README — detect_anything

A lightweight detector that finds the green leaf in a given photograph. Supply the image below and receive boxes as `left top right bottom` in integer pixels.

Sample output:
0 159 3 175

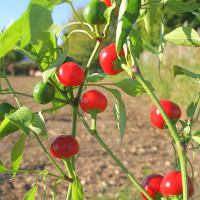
116 0 141 55
86 72 130 83
26 31 57 70
192 129 200 137
106 71 130 82
166 0 200 14
186 101 194 118
0 161 10 172
62 33 69 52
0 118 19 139
164 27 200 47
47 23 66 40
21 0 56 47
72 176 84 200
0 14 24 58
113 79 154 97
179 120 188 129
142 38 159 55
11 133 26 179
158 14 165 69
86 73 107 83
143 0 158 33
104 5 116 25
173 65 200 86
30 112 48 140
192 136 200 145
129 28 143 59
42 51 67 83
27 32 55 58
184 126 191 135
51 77 66 114
23 186 37 200
104 88 126 144
194 12 200 23
6 107 32 137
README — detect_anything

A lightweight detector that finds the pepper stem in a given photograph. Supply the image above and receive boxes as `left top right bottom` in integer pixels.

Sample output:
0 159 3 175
89 109 98 131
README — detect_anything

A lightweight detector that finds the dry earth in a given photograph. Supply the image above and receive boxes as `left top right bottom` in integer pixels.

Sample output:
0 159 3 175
0 76 199 200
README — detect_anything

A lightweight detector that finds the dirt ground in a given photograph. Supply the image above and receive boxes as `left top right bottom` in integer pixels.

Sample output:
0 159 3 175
0 76 199 200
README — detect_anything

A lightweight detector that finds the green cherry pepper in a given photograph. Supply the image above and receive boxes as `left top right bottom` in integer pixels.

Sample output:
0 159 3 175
64 56 76 64
33 81 55 104
83 0 107 25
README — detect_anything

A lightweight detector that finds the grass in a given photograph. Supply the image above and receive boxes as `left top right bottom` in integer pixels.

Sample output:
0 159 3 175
139 45 200 108
90 182 200 200
89 183 142 200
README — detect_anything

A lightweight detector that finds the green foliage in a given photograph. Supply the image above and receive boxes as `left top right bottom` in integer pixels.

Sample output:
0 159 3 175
42 51 67 83
91 183 142 200
136 0 200 46
165 27 200 46
64 7 98 71
64 7 117 72
23 186 37 200
173 65 200 85
139 56 200 106
0 118 19 139
116 0 141 55
11 134 26 179
30 112 48 140
6 107 32 137
72 176 84 200
103 87 126 144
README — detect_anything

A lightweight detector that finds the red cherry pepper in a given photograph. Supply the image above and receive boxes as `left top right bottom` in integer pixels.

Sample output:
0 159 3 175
80 90 108 114
50 135 80 158
99 43 125 75
160 171 194 197
141 174 164 200
57 62 84 87
150 100 181 129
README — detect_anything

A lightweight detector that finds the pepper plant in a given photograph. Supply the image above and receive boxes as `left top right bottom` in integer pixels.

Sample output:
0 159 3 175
0 0 200 199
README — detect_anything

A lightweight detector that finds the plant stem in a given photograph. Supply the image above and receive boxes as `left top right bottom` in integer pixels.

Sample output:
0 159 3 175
32 104 66 115
71 110 77 168
1 169 63 179
76 40 103 102
94 25 101 38
190 92 200 125
63 158 74 178
135 73 189 200
93 133 154 200
32 132 73 182
53 179 65 200
66 30 94 40
66 184 72 200
66 110 77 200
90 111 97 131
63 158 74 200
0 91 33 98
69 3 96 39
53 97 68 103
2 71 21 108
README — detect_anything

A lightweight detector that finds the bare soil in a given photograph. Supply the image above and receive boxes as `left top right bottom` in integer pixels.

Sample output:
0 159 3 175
0 76 199 200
